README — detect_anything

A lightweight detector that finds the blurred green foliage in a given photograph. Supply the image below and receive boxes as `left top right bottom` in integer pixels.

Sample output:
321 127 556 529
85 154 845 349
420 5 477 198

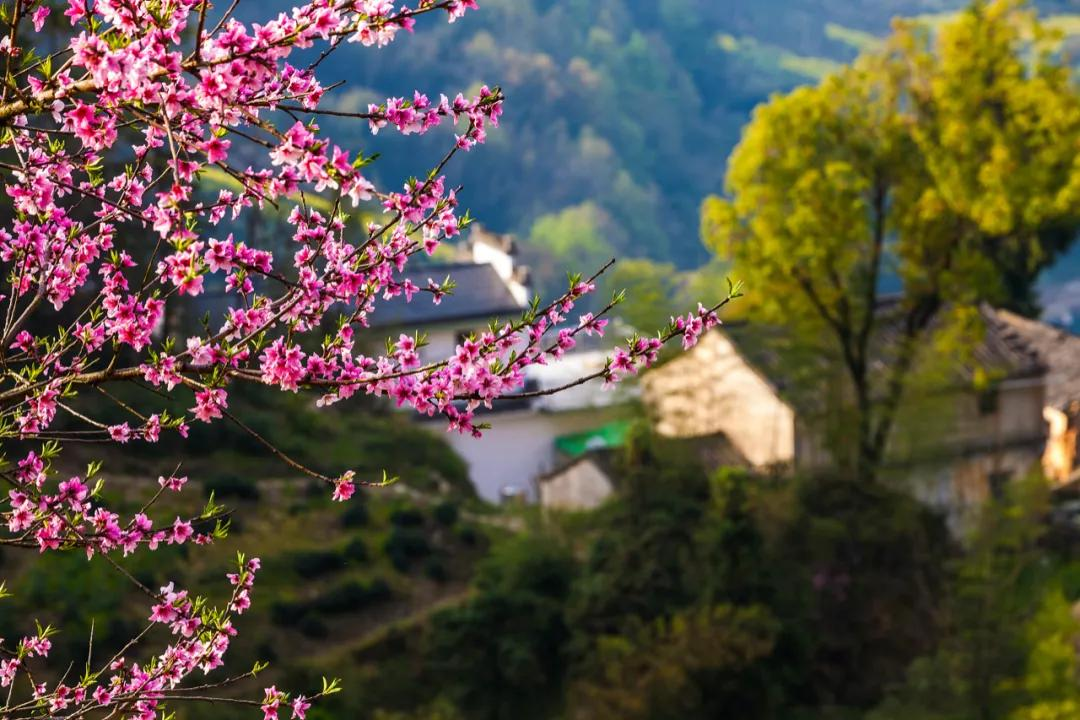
704 0 1080 481
58 382 472 497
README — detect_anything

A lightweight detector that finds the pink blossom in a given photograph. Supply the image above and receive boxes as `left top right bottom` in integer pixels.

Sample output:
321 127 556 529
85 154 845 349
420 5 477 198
158 475 188 492
108 423 132 443
201 136 231 164
31 6 50 31
262 687 284 720
332 472 356 502
0 0 725 715
291 696 311 720
192 388 228 423
169 518 194 544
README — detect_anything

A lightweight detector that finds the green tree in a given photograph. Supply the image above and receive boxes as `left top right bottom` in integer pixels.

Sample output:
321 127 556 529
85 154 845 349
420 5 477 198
703 0 1080 481
605 258 680 332
870 475 1055 720
425 535 576 720
696 468 775 607
567 604 779 720
567 430 711 638
1008 589 1080 720
773 475 952 709
525 202 619 299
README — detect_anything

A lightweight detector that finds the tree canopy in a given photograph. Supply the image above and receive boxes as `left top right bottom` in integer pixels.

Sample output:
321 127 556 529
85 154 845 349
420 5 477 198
703 0 1080 480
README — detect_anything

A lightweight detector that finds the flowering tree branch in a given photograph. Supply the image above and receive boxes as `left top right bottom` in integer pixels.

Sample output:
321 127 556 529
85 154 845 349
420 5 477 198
0 0 735 717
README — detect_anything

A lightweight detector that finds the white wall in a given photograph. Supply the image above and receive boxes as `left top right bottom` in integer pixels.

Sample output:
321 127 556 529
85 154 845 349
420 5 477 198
540 459 614 511
432 407 625 502
471 240 515 285
644 331 796 467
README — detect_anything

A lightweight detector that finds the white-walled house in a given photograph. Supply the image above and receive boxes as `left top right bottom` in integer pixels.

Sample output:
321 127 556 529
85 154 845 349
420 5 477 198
443 351 636 502
992 310 1080 486
644 331 796 468
538 453 616 511
371 226 635 503
643 305 1050 521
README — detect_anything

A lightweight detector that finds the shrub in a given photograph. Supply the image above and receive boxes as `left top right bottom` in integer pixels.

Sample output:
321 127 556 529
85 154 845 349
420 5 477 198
203 476 261 501
424 557 449 583
291 550 345 579
368 578 392 602
457 525 479 547
344 537 369 563
298 615 329 639
384 527 432 572
432 501 459 527
341 503 370 528
389 507 425 527
309 580 393 614
309 581 366 614
270 601 304 627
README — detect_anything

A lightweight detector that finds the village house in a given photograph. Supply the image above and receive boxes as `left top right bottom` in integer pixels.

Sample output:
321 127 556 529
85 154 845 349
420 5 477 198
642 305 1054 522
442 349 636 503
992 310 1080 486
537 451 619 512
370 227 529 365
371 226 636 503
536 429 746 511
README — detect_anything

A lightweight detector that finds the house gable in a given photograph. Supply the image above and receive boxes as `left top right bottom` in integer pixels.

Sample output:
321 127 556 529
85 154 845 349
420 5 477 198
643 331 797 467
539 456 615 511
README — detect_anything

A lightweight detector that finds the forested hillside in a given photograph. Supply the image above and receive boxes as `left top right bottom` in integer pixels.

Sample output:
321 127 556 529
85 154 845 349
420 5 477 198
239 0 1080 290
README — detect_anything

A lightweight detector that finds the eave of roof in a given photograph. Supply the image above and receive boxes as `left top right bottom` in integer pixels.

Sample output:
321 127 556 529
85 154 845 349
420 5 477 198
367 261 524 329
994 308 1080 410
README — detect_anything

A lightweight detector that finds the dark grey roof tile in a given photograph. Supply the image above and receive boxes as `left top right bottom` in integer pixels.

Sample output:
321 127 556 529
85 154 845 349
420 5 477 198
369 262 523 328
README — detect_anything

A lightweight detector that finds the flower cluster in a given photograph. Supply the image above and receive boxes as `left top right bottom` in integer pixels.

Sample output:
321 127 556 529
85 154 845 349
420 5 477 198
6 449 214 555
262 685 312 720
0 556 310 720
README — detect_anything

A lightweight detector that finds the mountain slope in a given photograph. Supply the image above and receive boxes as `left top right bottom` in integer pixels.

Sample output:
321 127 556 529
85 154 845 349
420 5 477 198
238 1 1080 303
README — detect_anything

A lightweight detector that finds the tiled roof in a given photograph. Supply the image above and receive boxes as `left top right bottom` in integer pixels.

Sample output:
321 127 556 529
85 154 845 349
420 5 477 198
858 299 1044 383
994 308 1080 410
972 304 1046 381
368 262 524 329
